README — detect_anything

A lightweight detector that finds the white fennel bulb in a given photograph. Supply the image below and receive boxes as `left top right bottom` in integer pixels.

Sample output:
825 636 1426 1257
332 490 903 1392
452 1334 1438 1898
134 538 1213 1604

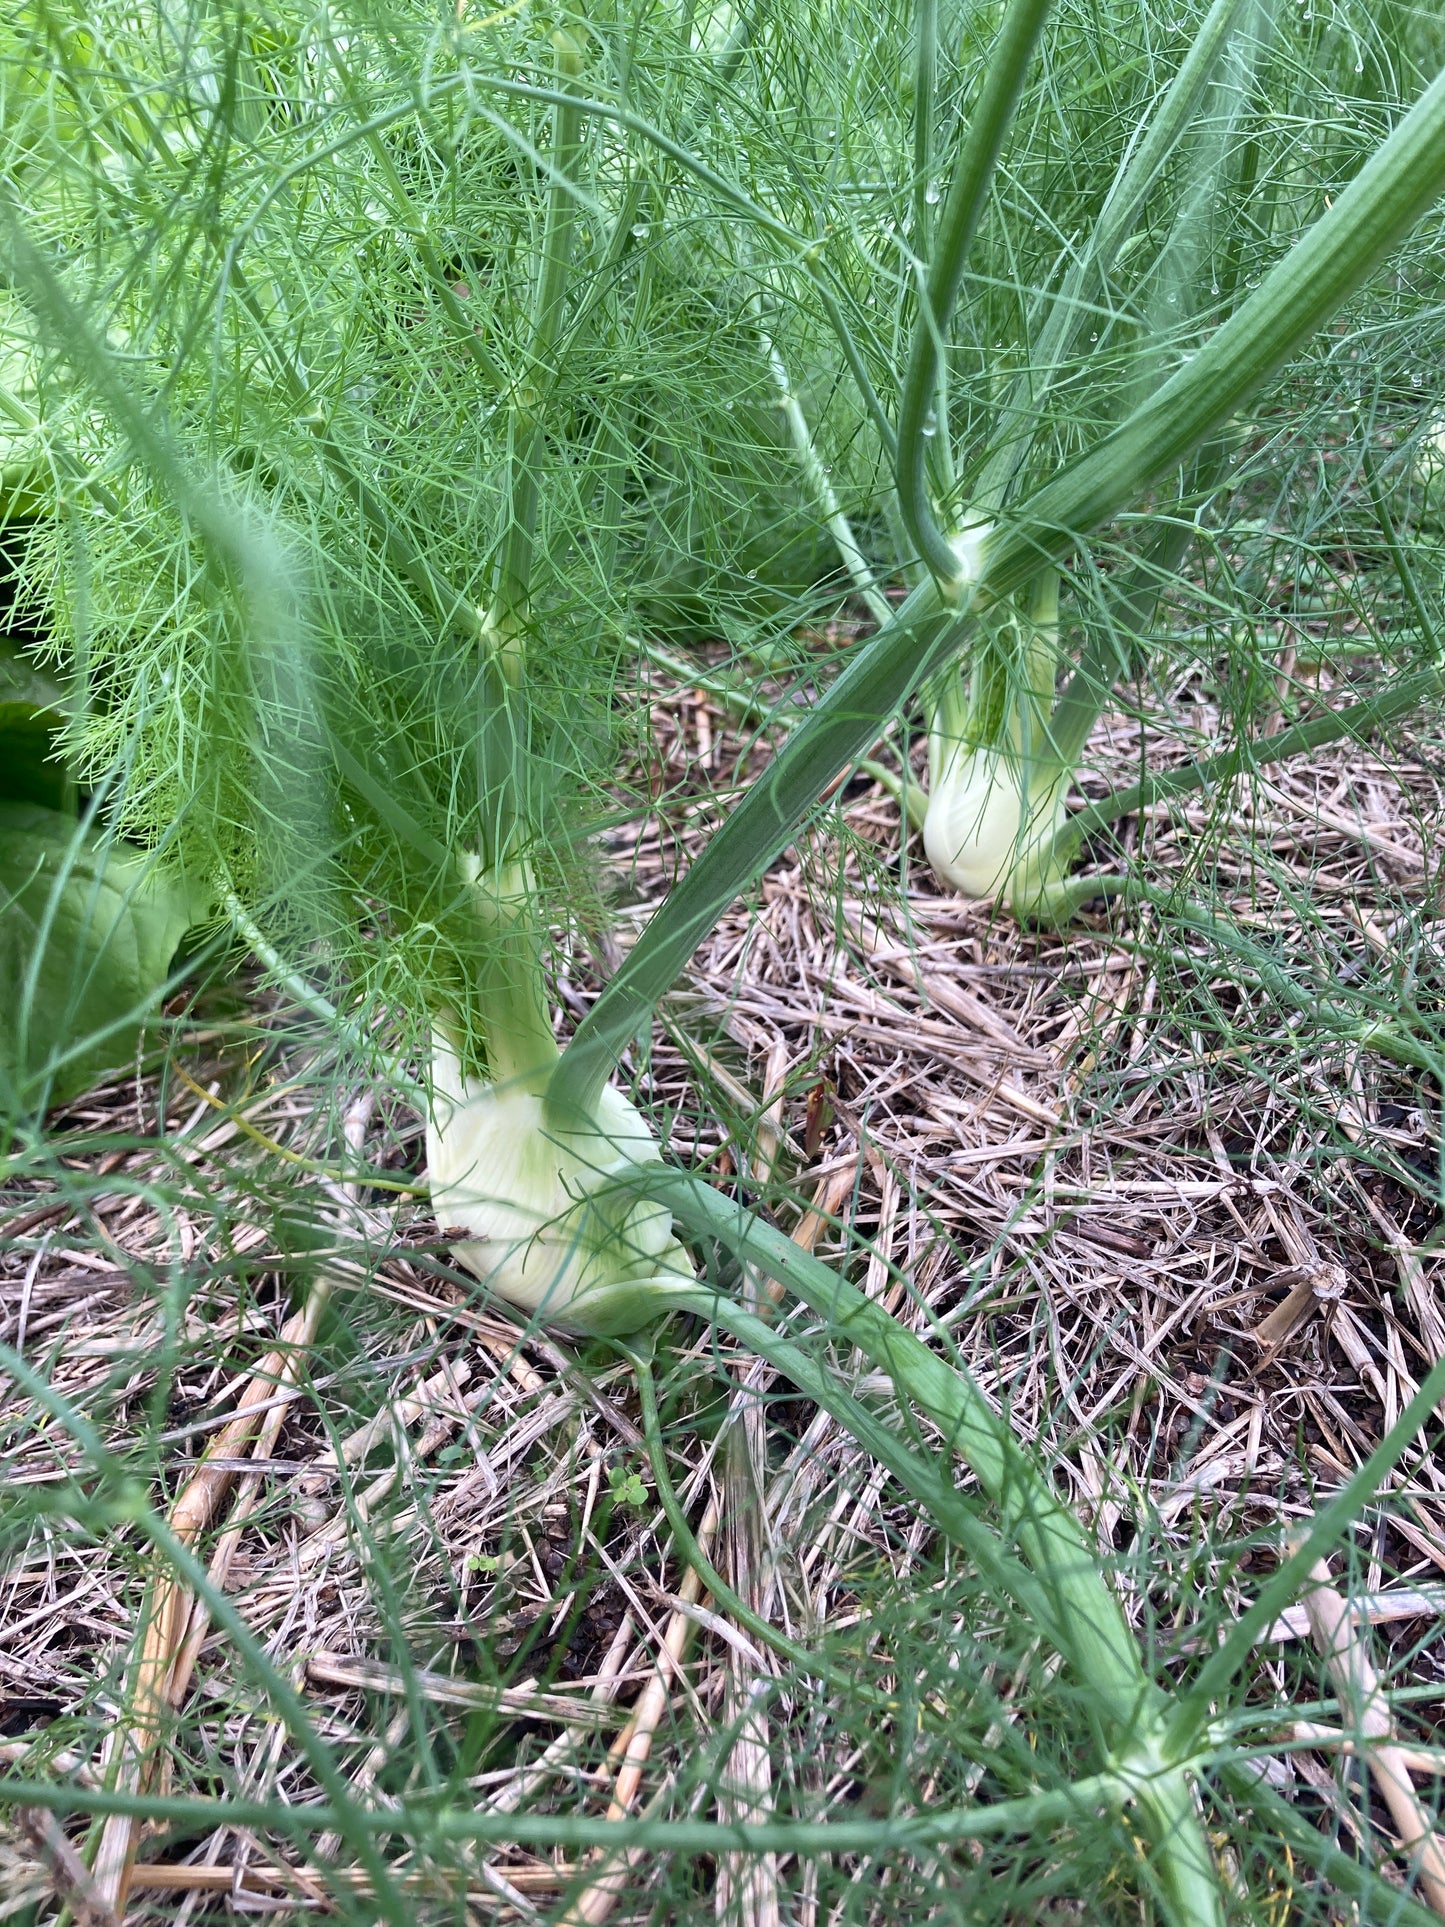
922 742 1068 906
427 1031 693 1335
922 564 1072 912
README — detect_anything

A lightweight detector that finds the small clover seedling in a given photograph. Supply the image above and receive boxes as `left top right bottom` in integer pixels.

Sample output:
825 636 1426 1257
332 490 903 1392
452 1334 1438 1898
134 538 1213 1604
608 1464 648 1507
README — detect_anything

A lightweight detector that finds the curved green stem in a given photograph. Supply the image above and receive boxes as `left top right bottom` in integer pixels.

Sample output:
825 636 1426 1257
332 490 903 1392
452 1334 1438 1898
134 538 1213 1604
0 1768 1150 1858
621 1253 1223 1925
644 1192 1150 1721
980 60 1445 600
629 1284 1078 1649
971 0 1256 519
1055 660 1445 856
896 0 1054 589
859 756 928 833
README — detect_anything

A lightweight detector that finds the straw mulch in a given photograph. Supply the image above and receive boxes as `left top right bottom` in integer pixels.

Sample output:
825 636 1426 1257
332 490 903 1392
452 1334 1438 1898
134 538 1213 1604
2 649 1444 1921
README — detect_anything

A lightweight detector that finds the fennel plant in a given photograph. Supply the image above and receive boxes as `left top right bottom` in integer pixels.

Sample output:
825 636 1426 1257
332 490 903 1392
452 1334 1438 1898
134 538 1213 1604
5 1 1445 1922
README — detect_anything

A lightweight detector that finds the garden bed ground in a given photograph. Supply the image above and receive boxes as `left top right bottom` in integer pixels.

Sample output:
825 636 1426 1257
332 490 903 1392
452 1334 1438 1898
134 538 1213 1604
3 657 1444 1924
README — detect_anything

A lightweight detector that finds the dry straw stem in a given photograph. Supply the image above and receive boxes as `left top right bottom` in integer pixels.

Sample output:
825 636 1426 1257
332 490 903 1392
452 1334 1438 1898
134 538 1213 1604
559 1501 721 1926
14 1805 119 1927
89 1293 332 1907
1296 1555 1445 1917
715 1035 792 1927
90 1095 375 1910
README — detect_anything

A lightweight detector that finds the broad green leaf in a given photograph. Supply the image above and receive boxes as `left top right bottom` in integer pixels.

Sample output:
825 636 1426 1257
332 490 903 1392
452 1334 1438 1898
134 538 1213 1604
0 645 70 811
0 802 202 1109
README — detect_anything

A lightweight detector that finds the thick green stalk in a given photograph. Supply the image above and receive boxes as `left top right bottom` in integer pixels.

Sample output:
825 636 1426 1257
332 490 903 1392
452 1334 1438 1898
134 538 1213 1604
632 1282 1075 1644
465 858 560 1087
936 12 1271 897
640 1181 1144 1712
545 573 961 1121
896 0 1055 589
979 60 1445 601
629 1218 1224 1926
971 0 1258 518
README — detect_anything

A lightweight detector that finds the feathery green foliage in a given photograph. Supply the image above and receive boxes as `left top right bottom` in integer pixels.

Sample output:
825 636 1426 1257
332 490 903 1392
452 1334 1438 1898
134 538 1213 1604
3 0 1445 1921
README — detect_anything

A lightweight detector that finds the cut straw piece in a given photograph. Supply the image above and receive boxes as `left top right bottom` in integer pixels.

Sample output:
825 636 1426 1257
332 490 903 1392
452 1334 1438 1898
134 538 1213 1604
91 1095 375 1911
715 1038 788 1927
558 1503 719 1927
483 1613 637 1820
1289 1724 1445 1780
15 1806 119 1927
715 1416 780 1927
90 1286 335 1910
304 1653 619 1728
1297 1556 1445 1917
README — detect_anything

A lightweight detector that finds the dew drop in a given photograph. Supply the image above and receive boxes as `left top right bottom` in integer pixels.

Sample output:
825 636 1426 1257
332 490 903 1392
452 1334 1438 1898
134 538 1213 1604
920 410 938 439
631 222 649 239
923 181 941 206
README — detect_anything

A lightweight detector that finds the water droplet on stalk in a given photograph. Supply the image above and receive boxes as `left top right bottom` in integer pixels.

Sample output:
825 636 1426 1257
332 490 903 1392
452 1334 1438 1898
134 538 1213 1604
631 223 648 240
924 182 941 206
920 411 938 439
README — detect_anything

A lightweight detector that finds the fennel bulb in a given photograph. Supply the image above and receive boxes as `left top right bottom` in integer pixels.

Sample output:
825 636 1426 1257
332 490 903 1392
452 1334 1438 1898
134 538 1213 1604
427 1029 693 1336
921 567 1070 912
922 739 1069 905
